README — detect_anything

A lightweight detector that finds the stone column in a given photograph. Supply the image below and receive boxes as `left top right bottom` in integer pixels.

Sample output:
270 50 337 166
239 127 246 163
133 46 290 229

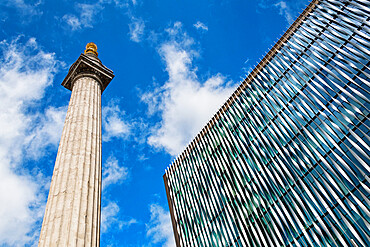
38 43 114 247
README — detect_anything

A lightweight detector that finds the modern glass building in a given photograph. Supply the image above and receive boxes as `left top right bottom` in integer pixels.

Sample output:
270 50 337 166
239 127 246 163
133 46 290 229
163 0 370 246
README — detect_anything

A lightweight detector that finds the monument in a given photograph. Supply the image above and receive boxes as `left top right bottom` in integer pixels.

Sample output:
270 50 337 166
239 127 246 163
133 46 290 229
38 43 114 246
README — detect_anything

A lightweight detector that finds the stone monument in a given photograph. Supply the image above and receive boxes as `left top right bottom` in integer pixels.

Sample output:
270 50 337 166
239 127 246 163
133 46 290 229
38 43 114 246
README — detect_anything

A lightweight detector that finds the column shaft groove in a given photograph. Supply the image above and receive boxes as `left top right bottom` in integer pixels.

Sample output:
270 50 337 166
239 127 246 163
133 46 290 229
39 76 102 247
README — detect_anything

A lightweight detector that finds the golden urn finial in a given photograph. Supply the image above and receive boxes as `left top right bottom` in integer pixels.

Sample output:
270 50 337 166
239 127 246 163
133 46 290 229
84 42 98 56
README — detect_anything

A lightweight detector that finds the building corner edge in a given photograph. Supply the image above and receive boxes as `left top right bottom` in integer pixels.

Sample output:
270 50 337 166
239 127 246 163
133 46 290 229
163 174 181 247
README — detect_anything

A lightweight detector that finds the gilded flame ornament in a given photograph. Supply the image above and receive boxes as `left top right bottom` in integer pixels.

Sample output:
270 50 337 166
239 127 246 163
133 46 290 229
84 42 98 56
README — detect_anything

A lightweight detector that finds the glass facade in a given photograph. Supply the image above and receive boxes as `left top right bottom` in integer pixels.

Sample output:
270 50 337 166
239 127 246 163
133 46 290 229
163 0 370 246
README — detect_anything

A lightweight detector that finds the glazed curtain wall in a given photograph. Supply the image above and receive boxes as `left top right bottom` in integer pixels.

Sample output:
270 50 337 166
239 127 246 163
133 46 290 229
164 0 370 246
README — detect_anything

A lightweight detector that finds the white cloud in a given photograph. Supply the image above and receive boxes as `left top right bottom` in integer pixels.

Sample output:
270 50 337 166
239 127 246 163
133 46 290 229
120 218 138 227
103 156 129 189
101 201 137 233
138 153 149 161
62 1 103 30
275 1 294 24
193 21 208 31
65 0 144 41
108 0 133 8
101 155 133 236
62 14 82 30
101 201 119 233
146 204 175 247
0 166 46 246
0 38 59 246
258 0 303 25
61 0 137 31
78 2 100 27
241 58 253 78
2 0 42 17
25 106 67 159
102 103 131 142
142 22 235 156
129 17 145 42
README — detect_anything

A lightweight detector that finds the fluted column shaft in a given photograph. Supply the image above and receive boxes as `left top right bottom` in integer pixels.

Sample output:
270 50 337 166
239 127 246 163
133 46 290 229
39 75 102 247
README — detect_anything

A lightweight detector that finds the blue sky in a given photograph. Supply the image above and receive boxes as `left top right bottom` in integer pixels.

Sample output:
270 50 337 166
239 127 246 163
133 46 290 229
0 0 310 246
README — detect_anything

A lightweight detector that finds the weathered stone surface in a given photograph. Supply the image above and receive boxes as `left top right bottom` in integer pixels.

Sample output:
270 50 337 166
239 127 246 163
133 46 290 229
38 76 102 247
39 43 113 247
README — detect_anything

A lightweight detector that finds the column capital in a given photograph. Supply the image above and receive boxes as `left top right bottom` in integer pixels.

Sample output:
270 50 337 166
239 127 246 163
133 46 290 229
62 52 114 93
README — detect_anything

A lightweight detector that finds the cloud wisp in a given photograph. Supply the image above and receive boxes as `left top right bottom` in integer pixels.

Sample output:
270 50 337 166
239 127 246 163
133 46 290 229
62 1 103 31
61 0 139 31
102 103 131 142
1 0 42 18
129 16 145 42
193 21 208 31
25 106 67 159
102 155 129 189
146 204 175 247
101 201 138 235
101 201 120 233
142 22 235 156
101 156 134 237
0 37 61 246
258 0 306 25
274 1 294 24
